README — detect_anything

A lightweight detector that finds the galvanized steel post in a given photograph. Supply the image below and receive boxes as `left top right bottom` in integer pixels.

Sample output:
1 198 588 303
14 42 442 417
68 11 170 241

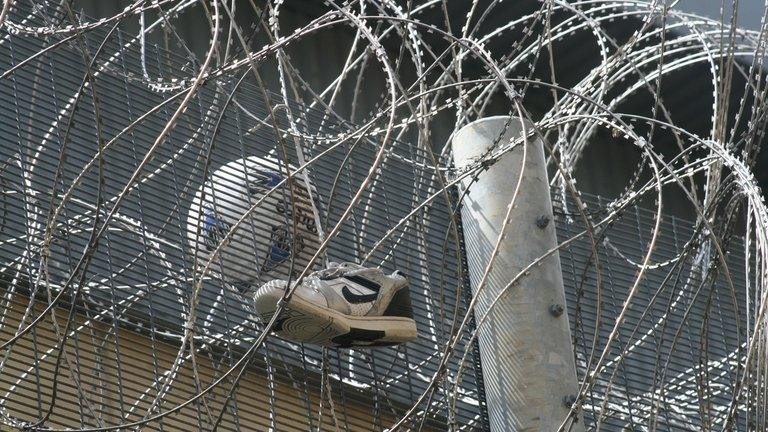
452 116 583 431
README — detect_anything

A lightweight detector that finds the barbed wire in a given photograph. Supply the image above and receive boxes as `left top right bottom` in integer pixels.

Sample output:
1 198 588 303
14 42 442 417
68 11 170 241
0 0 767 430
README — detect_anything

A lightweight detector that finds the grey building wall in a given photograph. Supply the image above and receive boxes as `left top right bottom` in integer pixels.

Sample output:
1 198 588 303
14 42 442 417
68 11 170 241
72 0 767 220
677 0 763 30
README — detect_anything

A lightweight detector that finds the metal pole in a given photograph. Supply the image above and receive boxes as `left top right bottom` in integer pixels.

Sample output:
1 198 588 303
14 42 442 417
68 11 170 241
452 116 583 431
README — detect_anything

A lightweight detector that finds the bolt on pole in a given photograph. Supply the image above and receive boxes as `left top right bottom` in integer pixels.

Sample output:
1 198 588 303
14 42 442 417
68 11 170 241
452 116 584 431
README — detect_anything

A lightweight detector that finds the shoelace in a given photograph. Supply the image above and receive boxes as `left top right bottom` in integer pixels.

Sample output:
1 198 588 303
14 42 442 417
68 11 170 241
313 261 362 280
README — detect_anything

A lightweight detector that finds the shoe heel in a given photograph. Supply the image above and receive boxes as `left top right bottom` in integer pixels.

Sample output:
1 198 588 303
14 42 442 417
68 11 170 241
383 287 414 318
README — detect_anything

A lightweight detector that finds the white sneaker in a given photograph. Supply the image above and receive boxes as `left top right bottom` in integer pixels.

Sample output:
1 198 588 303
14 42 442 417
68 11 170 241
252 262 418 347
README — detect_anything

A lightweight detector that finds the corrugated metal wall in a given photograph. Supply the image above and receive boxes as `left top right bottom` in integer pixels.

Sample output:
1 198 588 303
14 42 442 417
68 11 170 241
0 1 758 430
556 194 749 430
73 0 768 222
0 3 484 429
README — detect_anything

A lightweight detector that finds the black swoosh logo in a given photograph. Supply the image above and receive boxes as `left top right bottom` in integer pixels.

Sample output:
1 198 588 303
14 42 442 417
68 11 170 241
341 285 379 304
344 275 381 291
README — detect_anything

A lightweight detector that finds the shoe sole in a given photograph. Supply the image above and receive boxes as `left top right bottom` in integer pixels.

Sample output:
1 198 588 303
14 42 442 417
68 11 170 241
253 283 418 348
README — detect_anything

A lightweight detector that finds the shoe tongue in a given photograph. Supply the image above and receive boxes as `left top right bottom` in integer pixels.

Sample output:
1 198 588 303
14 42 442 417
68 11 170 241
313 262 383 282
314 264 346 280
343 267 367 276
343 267 383 282
337 262 363 271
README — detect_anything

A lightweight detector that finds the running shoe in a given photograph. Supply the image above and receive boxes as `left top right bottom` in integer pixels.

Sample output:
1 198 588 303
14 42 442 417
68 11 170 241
252 262 418 348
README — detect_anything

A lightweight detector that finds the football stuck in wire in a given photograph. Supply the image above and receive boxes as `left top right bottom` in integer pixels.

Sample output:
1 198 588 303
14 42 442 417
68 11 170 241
186 156 418 348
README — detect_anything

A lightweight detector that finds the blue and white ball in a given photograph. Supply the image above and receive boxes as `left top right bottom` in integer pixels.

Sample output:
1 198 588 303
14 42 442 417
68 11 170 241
186 156 320 287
